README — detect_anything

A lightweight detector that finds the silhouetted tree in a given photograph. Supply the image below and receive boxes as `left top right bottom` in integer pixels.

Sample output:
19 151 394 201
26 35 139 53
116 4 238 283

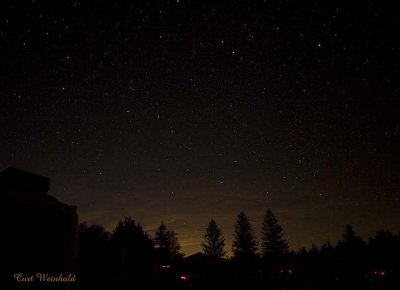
320 241 335 256
232 211 258 259
169 230 183 259
336 224 367 281
154 221 182 262
78 222 110 273
261 209 289 257
154 221 170 249
78 222 110 248
337 224 366 252
369 230 397 249
110 217 154 271
369 230 399 266
201 219 226 258
342 224 358 240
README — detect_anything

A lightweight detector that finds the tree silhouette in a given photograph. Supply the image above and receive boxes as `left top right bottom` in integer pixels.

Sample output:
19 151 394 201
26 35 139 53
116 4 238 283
154 221 170 250
78 222 110 273
337 223 367 276
342 224 358 240
232 211 258 259
369 230 400 267
169 230 183 259
337 224 366 251
261 208 289 257
154 221 182 262
74 215 400 288
110 217 154 270
201 219 226 258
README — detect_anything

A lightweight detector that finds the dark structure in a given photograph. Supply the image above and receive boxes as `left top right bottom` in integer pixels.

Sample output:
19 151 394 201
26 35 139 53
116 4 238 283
1 168 78 282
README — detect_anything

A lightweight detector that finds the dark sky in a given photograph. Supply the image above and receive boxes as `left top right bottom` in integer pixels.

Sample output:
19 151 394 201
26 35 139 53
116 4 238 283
1 0 399 255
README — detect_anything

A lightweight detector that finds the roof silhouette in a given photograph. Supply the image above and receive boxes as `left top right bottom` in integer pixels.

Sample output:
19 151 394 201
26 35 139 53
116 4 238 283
0 167 50 194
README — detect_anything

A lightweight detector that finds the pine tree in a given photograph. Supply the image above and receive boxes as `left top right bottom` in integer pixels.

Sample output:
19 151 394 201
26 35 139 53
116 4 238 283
110 217 154 269
169 230 183 259
154 221 182 262
337 224 366 253
342 224 358 241
337 224 367 269
261 209 289 257
201 219 226 258
232 211 258 258
154 221 171 250
78 222 110 271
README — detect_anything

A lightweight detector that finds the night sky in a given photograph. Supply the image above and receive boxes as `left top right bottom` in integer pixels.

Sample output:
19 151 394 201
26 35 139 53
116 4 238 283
1 0 399 255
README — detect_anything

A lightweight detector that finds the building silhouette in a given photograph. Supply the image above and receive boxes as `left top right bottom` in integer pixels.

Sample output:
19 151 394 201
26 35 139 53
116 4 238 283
0 168 78 285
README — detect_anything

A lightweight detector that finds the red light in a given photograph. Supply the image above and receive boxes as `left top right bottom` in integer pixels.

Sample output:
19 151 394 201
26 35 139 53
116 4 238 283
288 269 293 274
180 275 187 281
380 271 385 276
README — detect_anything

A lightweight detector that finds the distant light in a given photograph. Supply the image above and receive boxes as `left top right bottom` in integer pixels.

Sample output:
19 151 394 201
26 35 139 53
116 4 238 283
380 271 385 276
180 275 188 281
288 269 293 274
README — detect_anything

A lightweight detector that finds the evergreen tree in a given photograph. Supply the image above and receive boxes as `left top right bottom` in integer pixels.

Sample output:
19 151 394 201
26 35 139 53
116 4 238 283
342 224 359 241
232 211 258 258
154 221 182 262
261 209 289 257
369 230 399 265
201 219 226 258
154 221 171 250
78 222 110 272
110 217 154 269
336 224 367 276
169 230 183 259
337 224 366 253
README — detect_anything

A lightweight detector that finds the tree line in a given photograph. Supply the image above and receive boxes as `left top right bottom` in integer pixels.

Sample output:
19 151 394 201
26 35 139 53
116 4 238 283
78 217 183 275
77 209 400 288
78 208 400 264
202 209 289 259
77 208 289 269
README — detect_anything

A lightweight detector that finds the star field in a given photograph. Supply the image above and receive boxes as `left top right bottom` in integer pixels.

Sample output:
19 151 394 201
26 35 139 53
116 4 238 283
1 0 399 254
